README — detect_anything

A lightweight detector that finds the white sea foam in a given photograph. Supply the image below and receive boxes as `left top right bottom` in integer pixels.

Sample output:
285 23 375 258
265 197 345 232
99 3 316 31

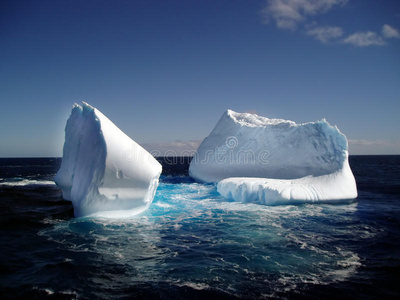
0 179 56 187
31 287 54 295
154 201 172 208
174 281 212 291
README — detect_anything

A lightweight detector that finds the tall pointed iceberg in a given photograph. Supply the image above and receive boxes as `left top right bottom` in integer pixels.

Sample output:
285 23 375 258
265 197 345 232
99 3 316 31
55 102 162 218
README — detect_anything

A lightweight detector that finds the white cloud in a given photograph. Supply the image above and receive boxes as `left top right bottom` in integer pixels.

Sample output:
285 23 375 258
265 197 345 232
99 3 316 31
342 31 386 47
262 0 348 30
349 139 393 147
382 24 400 39
261 1 400 47
342 25 400 47
306 26 344 43
348 139 400 155
141 140 201 157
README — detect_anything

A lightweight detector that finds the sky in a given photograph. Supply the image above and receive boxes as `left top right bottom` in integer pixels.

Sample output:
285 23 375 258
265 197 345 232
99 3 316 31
1 0 399 157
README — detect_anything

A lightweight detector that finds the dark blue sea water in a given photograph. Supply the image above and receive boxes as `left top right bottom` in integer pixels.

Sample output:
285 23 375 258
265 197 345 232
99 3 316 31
0 156 399 299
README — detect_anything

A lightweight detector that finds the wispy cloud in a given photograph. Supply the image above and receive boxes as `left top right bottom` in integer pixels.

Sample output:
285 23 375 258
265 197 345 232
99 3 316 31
349 139 394 147
141 140 201 157
306 26 344 43
342 25 400 47
262 0 348 30
382 24 400 39
342 31 386 47
348 139 400 154
262 1 400 47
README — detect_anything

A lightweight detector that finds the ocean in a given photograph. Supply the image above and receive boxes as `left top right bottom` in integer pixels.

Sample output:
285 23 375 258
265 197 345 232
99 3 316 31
0 156 399 299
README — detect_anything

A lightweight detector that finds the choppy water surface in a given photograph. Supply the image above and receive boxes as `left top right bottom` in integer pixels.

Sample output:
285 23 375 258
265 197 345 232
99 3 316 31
0 156 399 299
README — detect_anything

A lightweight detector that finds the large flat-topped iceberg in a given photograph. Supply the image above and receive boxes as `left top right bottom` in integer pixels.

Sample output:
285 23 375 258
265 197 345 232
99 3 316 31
189 109 357 204
55 102 162 218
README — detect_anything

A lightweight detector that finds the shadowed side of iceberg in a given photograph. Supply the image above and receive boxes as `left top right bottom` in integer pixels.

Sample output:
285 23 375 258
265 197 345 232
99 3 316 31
54 102 162 218
54 103 107 203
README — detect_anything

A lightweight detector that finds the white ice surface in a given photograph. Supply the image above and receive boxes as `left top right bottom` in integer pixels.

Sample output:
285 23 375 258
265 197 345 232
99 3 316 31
54 102 162 218
217 160 357 205
190 109 357 204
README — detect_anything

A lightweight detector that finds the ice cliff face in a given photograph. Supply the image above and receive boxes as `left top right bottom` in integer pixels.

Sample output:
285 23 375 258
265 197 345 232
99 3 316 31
189 110 357 204
54 102 162 218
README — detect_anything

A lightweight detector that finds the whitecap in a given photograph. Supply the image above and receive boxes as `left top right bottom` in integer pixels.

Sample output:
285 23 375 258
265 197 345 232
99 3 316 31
175 281 211 291
0 179 56 187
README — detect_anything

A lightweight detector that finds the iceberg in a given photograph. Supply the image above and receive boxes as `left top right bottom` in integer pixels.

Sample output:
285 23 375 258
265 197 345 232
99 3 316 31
189 110 357 204
54 102 162 218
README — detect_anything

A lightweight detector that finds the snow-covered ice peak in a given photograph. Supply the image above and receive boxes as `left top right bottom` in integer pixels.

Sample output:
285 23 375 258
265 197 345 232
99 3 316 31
54 102 162 218
226 109 295 127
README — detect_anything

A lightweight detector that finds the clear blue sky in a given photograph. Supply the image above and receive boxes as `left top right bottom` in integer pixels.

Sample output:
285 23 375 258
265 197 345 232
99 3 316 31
1 0 399 157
